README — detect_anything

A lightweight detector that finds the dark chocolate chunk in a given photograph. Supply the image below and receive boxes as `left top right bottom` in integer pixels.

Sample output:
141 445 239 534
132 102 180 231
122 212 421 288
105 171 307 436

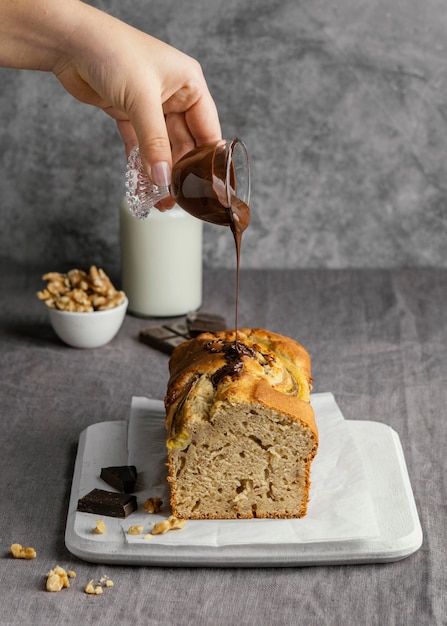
139 326 182 355
164 321 189 336
139 312 227 355
77 489 137 518
100 465 137 493
186 311 227 337
167 335 189 349
141 326 177 340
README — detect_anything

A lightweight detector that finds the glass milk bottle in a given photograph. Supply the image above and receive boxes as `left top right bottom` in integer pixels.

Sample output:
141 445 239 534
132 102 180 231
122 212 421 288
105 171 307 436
119 198 203 317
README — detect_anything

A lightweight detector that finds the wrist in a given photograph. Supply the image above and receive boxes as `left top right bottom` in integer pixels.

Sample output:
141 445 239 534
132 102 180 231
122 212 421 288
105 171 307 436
0 0 96 71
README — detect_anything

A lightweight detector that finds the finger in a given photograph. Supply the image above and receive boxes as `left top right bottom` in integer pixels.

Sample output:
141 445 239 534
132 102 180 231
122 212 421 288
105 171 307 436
166 112 195 163
163 81 221 148
184 90 222 146
155 196 176 211
116 119 138 157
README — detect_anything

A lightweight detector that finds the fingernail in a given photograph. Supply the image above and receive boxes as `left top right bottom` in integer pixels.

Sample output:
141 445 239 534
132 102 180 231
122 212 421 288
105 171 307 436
151 161 171 187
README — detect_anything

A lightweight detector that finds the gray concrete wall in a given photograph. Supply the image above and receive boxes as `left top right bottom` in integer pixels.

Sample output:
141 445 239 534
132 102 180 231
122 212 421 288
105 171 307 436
1 0 447 271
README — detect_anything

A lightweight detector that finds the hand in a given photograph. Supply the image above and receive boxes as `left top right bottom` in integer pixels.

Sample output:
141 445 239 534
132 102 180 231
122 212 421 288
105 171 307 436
54 5 222 182
0 0 222 209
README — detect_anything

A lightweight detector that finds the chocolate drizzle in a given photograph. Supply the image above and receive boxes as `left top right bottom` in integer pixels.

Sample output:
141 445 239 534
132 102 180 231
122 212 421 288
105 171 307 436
174 138 251 361
211 361 244 386
228 194 250 339
206 339 256 386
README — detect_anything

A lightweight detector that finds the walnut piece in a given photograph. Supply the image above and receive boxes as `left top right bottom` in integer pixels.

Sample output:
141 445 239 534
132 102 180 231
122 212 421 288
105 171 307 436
84 580 103 595
151 515 185 535
93 519 107 534
127 525 144 535
144 497 163 514
37 266 125 313
84 575 114 595
46 566 75 592
10 543 36 559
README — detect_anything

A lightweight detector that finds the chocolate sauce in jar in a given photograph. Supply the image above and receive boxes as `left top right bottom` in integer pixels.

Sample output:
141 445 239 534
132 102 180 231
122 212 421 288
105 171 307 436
173 144 231 226
172 140 251 335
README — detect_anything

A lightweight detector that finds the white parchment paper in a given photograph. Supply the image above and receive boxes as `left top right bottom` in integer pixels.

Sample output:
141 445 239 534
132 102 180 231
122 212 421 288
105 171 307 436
124 393 380 546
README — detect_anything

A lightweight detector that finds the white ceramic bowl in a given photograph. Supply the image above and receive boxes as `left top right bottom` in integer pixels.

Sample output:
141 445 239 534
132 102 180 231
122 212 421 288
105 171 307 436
47 297 128 348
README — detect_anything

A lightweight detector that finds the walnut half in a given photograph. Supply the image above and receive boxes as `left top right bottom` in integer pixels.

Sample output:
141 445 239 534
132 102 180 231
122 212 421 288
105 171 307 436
10 543 36 559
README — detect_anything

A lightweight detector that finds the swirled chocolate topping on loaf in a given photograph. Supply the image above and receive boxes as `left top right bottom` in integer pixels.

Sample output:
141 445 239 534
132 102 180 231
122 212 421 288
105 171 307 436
165 328 318 519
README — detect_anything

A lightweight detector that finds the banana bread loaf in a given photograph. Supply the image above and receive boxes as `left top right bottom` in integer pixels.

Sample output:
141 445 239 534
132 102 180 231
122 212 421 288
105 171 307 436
165 328 318 519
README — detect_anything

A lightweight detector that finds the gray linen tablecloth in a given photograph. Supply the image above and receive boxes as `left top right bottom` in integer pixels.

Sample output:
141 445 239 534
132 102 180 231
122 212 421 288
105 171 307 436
0 263 445 625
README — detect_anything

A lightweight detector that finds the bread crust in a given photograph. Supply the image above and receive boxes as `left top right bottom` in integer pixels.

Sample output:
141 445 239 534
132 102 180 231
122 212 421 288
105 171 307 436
166 328 316 438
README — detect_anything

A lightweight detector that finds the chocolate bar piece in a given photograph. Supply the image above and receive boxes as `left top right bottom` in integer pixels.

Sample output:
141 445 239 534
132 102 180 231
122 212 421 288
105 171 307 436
100 465 137 493
186 311 227 337
139 326 186 355
139 312 227 355
164 320 189 336
77 489 137 518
